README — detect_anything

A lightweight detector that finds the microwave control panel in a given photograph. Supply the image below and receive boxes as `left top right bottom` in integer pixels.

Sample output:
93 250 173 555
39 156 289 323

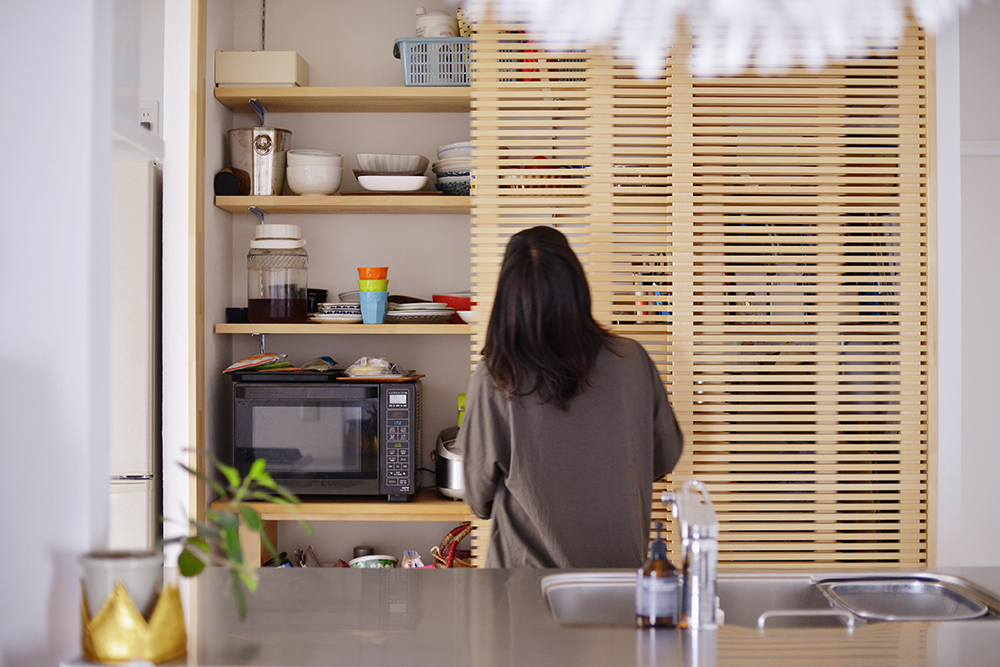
381 382 421 502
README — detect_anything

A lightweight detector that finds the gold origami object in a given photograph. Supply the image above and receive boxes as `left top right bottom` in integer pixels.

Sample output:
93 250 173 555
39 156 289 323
81 580 187 664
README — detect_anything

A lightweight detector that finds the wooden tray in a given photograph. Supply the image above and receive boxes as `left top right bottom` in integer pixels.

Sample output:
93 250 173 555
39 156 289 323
340 190 441 196
336 374 425 382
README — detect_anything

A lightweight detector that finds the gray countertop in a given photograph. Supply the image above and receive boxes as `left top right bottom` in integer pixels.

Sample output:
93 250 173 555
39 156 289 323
177 566 1000 667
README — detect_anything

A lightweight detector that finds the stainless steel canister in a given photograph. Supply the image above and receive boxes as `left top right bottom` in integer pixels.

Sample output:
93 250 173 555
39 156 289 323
227 127 292 195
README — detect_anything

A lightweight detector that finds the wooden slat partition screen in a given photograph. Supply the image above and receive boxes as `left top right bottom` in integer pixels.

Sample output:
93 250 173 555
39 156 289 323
468 6 931 569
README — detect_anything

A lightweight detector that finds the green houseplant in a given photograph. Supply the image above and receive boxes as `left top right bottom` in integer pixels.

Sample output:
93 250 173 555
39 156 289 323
171 450 310 619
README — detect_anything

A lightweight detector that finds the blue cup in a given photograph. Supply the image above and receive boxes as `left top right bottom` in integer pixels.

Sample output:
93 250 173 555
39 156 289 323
359 291 388 324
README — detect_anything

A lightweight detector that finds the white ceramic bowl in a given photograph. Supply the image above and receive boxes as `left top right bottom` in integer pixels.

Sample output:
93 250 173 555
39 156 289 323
456 310 476 323
356 153 429 173
437 141 472 160
348 554 398 569
432 157 472 174
357 174 428 192
287 149 343 167
286 164 342 195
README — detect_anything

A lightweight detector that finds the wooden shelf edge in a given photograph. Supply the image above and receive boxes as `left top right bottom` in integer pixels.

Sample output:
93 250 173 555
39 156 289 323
216 195 471 215
216 322 472 335
213 491 475 522
214 85 471 113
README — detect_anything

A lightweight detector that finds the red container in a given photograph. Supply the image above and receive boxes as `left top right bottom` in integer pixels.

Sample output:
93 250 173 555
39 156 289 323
432 292 473 324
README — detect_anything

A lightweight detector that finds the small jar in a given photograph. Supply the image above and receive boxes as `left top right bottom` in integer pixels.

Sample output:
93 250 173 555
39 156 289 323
247 224 309 323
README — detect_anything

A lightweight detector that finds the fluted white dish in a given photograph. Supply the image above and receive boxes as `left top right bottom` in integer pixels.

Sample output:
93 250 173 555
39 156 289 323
356 153 429 173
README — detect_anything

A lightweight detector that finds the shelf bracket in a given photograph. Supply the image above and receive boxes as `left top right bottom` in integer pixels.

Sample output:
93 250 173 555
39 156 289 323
249 206 267 224
249 98 267 125
252 332 267 354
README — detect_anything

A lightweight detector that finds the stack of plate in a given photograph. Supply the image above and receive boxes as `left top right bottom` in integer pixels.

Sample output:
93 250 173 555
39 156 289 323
432 141 471 196
385 301 455 324
354 153 430 192
310 301 362 323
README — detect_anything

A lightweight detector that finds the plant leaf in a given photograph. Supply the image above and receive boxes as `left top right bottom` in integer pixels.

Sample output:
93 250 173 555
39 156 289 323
178 547 207 577
239 505 262 532
246 458 267 481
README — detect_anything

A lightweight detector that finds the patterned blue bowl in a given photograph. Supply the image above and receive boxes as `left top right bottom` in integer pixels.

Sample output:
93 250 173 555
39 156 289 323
435 179 471 196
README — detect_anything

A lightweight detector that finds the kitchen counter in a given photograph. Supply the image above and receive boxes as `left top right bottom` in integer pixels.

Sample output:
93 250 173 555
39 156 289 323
172 567 1000 667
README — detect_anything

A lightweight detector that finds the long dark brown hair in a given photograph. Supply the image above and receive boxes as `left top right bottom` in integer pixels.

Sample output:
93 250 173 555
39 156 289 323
482 226 619 409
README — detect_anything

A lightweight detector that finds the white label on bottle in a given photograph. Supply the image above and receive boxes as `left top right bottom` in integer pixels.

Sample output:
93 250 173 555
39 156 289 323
635 570 679 619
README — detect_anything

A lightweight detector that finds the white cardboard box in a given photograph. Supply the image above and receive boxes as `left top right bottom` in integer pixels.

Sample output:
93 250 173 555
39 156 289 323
215 51 309 87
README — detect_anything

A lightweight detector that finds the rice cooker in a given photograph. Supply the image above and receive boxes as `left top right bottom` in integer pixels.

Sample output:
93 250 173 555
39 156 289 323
434 426 464 499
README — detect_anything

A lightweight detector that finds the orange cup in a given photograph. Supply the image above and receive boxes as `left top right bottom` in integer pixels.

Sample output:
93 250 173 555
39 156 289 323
358 267 388 280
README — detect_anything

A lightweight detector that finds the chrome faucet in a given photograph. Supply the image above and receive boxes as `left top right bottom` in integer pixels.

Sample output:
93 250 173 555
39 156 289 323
661 480 722 629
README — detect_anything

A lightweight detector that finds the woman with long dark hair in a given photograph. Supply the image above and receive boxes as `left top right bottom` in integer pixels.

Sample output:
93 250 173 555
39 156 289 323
458 226 683 568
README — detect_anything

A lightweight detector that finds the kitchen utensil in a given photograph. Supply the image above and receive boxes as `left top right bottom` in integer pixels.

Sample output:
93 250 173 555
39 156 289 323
287 149 343 167
456 310 476 323
356 153 429 173
434 426 464 499
358 267 388 279
286 164 342 195
357 175 428 192
359 291 388 324
228 127 292 195
435 176 470 196
358 279 389 291
437 141 472 160
432 292 473 323
307 288 328 312
348 555 398 569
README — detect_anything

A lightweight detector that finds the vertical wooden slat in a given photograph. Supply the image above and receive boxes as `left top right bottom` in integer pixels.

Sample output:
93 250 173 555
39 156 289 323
470 2 929 570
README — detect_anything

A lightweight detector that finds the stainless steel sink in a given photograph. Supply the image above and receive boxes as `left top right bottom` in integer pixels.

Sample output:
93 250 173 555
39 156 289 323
540 571 1000 629
815 575 993 622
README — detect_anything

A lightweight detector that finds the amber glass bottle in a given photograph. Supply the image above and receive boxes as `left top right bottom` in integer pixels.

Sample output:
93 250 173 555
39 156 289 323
635 521 680 628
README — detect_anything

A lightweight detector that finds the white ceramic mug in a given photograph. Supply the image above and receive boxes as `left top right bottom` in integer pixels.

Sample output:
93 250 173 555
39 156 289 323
80 550 164 619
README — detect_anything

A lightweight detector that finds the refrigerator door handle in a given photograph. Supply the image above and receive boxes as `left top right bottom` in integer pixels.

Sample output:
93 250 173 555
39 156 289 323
111 475 155 481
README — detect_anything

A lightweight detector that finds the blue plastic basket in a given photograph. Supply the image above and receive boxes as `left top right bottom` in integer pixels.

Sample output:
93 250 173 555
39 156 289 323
393 37 471 87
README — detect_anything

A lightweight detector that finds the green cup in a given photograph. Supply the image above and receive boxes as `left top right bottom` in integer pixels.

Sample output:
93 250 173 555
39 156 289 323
358 279 388 291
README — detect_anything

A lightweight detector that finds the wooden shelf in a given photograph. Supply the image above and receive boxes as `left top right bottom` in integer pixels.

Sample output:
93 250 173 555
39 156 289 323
214 86 471 114
218 490 475 523
216 322 471 335
216 194 470 215
214 490 482 565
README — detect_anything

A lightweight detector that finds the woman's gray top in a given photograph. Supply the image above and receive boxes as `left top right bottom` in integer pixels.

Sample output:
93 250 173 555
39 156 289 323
459 336 684 568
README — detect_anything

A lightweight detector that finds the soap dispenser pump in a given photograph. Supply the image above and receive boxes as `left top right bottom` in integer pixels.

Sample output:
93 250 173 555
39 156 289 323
635 521 680 628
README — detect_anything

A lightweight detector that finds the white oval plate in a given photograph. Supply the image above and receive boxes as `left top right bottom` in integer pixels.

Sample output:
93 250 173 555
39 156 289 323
357 175 429 192
310 314 363 323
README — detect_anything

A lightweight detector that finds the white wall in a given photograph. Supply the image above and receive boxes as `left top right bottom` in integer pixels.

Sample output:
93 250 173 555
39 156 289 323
0 1 114 665
957 2 1000 565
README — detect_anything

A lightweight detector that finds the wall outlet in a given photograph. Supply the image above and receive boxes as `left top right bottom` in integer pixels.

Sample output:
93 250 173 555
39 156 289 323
139 100 159 138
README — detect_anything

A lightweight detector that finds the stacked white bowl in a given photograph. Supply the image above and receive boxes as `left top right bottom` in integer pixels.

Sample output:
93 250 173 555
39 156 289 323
353 153 430 192
432 141 471 196
286 150 343 195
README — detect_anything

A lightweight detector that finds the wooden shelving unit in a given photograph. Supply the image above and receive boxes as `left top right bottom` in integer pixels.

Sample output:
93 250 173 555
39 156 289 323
216 194 470 215
216 322 470 335
210 81 482 563
214 86 471 114
214 490 484 565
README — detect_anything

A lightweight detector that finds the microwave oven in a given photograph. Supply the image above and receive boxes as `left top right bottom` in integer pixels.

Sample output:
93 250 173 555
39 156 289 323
233 377 422 501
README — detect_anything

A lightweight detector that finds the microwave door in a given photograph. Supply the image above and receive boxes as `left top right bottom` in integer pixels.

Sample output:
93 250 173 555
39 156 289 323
234 388 380 495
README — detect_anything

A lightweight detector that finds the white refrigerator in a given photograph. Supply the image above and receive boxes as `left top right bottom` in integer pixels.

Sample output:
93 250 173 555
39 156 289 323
109 159 162 551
